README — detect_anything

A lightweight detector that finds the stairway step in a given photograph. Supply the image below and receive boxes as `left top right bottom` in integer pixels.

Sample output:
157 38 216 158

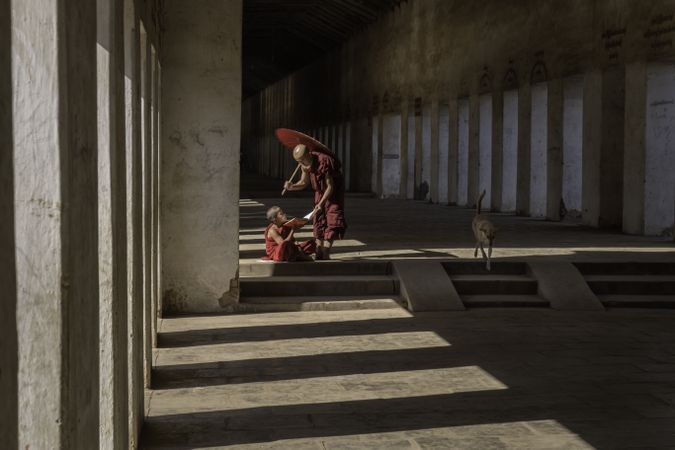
584 275 675 295
240 261 392 277
461 295 549 308
235 297 402 313
599 295 675 308
443 261 528 275
574 262 675 275
450 274 538 295
240 275 399 297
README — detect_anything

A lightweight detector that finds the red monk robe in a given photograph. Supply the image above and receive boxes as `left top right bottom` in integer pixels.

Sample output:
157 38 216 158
263 223 316 262
309 152 347 241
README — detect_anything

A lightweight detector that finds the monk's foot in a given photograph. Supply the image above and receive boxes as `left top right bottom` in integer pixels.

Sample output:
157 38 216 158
315 247 326 260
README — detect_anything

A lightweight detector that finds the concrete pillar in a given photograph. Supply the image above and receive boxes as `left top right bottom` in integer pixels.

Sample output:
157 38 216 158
430 100 440 202
468 94 480 206
457 98 470 206
562 76 584 218
399 99 409 199
0 0 17 446
12 0 100 447
151 49 159 348
644 61 675 236
582 67 625 228
447 99 459 205
345 122 351 191
377 111 384 197
491 91 504 211
97 0 128 446
438 103 450 204
161 0 242 313
414 99 423 199
405 106 415 199
371 115 379 194
140 29 152 388
546 78 563 221
501 90 518 212
478 94 493 208
622 62 646 234
382 113 402 197
530 82 548 218
123 0 144 444
421 103 432 200
516 84 532 215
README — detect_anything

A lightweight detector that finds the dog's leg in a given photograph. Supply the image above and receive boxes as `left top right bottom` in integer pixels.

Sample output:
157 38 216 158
474 241 479 258
487 243 492 271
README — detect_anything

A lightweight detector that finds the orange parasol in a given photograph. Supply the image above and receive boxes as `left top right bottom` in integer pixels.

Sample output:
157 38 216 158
275 128 335 157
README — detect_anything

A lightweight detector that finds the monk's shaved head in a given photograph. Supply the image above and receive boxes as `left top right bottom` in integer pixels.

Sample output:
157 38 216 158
266 206 281 222
292 144 308 162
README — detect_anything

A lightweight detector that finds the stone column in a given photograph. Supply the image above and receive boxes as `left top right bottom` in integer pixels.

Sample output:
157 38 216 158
491 90 504 211
0 0 17 446
414 98 423 199
376 107 384 197
468 94 480 206
623 61 646 234
161 0 242 313
430 99 440 203
12 0 99 447
97 0 129 446
582 67 625 228
546 78 564 220
399 99 409 199
123 0 144 444
141 31 152 388
516 84 531 215
151 50 159 349
447 98 459 205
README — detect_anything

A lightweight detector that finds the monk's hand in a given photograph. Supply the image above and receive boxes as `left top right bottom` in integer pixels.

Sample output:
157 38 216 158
313 204 323 216
283 181 293 191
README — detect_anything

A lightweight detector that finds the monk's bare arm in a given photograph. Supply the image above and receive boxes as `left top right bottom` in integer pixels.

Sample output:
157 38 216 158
285 168 309 191
316 174 334 209
268 227 294 244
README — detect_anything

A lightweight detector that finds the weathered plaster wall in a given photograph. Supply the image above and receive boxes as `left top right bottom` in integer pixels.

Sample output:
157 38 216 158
161 0 242 313
479 94 493 207
457 99 470 206
382 113 401 197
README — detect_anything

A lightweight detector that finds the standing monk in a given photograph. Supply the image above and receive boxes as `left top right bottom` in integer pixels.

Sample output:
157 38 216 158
283 144 347 260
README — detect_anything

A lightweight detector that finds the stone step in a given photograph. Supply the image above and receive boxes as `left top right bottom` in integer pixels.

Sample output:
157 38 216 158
450 274 538 295
236 297 402 313
574 262 675 275
240 275 399 297
584 275 675 295
598 295 675 308
461 294 549 308
443 261 529 275
239 261 392 277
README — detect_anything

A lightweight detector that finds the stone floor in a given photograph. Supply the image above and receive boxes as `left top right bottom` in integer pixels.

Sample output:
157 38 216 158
144 307 675 449
239 173 674 263
141 173 675 448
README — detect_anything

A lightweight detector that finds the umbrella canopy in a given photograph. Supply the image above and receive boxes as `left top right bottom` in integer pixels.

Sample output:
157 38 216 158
275 128 334 157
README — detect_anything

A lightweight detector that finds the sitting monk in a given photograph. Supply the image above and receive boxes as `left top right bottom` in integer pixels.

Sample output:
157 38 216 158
264 206 315 262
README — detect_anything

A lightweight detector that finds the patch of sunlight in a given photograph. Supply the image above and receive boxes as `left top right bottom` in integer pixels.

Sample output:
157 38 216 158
190 421 592 450
159 308 412 333
155 331 450 366
335 248 425 258
239 227 268 233
148 366 507 415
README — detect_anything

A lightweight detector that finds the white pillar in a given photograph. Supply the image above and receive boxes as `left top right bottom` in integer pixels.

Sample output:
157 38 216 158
161 0 242 313
97 0 128 446
501 89 519 212
530 82 548 217
13 0 100 446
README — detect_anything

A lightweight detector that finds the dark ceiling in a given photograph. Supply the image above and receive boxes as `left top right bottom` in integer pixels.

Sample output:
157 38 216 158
243 0 404 98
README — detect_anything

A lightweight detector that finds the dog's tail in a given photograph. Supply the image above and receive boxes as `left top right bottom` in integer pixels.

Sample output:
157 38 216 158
476 190 486 215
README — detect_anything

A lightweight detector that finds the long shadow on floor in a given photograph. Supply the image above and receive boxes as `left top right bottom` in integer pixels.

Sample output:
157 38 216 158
145 310 675 449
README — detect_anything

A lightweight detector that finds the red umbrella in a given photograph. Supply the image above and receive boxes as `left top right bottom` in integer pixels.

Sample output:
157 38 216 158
275 128 335 157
